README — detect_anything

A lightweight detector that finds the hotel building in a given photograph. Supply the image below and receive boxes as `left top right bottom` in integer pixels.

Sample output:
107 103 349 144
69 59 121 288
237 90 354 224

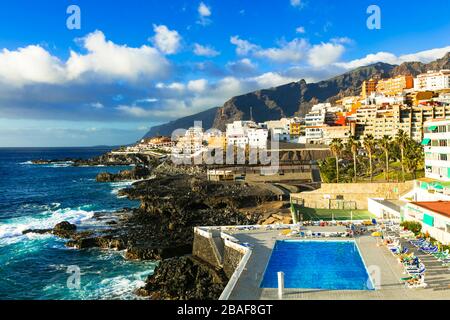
414 70 450 92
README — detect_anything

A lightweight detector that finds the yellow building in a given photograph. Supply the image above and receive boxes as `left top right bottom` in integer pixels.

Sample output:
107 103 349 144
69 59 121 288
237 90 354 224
376 75 414 96
290 122 302 136
410 91 435 106
207 136 227 149
361 78 378 99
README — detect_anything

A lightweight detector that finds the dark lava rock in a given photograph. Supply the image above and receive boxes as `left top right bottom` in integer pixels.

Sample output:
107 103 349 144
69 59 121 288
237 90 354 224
52 221 77 238
96 166 151 182
125 244 192 261
137 256 227 300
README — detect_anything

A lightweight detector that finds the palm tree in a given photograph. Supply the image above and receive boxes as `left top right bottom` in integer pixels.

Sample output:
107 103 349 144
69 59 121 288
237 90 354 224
347 137 360 183
330 138 343 183
395 130 409 182
380 135 392 182
363 134 376 182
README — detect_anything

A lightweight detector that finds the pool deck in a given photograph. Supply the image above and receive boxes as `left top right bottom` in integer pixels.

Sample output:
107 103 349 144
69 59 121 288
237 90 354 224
227 229 450 300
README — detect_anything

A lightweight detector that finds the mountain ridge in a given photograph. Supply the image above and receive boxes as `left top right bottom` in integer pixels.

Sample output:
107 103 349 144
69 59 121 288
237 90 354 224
144 52 450 137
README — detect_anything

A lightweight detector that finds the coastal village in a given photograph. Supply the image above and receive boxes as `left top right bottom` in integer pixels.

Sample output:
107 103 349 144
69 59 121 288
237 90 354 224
105 68 450 299
24 67 450 300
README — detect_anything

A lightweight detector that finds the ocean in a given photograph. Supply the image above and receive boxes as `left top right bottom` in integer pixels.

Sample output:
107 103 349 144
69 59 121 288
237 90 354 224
0 147 156 300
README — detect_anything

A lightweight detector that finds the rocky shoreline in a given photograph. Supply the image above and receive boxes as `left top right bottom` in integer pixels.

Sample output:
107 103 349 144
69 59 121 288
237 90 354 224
32 151 161 167
25 157 280 300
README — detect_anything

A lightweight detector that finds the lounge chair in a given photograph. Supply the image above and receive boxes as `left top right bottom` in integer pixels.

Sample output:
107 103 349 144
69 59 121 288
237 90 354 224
421 246 438 254
433 249 449 260
406 264 426 276
405 275 428 289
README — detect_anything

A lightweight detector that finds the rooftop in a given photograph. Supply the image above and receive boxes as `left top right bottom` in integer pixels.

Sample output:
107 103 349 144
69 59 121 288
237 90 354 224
411 201 450 219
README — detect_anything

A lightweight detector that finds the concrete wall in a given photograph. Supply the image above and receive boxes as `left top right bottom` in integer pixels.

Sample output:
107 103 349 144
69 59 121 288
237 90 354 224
291 181 413 210
192 231 221 268
193 228 248 279
223 245 245 278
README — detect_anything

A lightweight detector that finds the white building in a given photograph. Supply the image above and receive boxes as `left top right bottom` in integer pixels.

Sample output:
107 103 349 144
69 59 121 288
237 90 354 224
226 121 268 149
400 119 450 203
174 126 205 155
414 70 450 92
271 127 290 142
423 119 450 182
304 103 343 144
363 92 407 106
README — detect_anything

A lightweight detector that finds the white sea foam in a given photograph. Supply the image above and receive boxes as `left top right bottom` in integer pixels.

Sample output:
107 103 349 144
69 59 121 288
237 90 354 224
109 181 136 197
0 206 95 246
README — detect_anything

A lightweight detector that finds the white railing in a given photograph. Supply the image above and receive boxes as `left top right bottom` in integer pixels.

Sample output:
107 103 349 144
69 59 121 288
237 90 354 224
219 242 252 301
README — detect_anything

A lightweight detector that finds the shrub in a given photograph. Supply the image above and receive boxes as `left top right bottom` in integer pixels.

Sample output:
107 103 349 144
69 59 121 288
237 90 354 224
400 221 422 235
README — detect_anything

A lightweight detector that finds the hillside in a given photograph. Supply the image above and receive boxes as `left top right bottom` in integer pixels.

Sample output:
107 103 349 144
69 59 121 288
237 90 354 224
144 52 449 137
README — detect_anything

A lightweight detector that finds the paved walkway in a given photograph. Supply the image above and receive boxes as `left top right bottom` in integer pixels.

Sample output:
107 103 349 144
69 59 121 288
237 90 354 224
228 230 450 300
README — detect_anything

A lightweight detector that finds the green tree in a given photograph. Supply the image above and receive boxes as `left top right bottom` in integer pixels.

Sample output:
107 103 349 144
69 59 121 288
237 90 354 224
330 138 343 183
347 137 361 183
380 135 392 182
404 139 424 179
363 134 376 182
395 130 409 182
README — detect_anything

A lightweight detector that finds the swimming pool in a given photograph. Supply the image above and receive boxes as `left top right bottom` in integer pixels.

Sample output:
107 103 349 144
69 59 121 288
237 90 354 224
260 240 374 290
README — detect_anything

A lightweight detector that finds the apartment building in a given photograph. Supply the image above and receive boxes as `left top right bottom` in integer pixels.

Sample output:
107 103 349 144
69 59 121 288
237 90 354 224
356 104 450 142
423 119 450 181
175 126 204 154
361 78 378 99
414 70 450 92
377 75 414 96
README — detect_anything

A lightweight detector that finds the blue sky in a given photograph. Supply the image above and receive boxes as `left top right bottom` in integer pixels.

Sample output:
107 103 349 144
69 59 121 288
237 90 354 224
0 0 449 147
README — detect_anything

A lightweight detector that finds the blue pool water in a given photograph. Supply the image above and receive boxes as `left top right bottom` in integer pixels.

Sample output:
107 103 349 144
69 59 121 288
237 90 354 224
0 147 157 300
261 241 374 290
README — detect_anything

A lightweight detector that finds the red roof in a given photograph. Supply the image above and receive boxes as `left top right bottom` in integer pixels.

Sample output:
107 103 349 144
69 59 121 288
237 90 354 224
411 201 450 219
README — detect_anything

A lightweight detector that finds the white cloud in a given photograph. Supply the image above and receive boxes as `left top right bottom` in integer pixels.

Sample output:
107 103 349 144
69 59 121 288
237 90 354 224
308 42 346 67
227 58 258 75
150 24 182 55
0 31 170 86
0 45 65 86
230 36 259 55
188 79 208 92
255 38 310 63
249 72 298 88
335 46 450 70
198 2 211 17
290 0 305 8
230 36 314 64
89 102 104 109
156 82 186 91
197 2 212 26
67 30 170 81
296 26 306 34
193 43 220 57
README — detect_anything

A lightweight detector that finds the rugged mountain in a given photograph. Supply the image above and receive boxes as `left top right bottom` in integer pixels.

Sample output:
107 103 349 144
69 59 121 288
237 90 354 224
213 62 395 130
143 107 219 138
144 53 449 136
390 52 450 77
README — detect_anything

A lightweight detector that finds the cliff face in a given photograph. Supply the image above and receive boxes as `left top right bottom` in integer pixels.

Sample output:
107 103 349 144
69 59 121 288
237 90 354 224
144 53 450 136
